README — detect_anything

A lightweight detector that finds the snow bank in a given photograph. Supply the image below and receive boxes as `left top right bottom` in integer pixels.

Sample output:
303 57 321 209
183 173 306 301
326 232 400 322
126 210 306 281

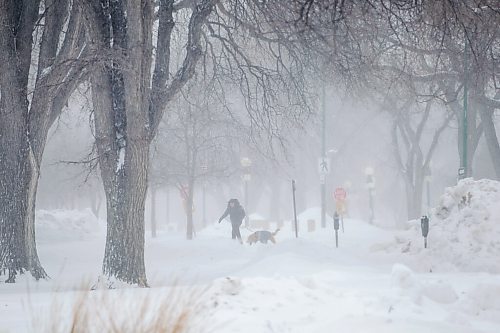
297 206 332 223
380 179 500 273
36 208 103 242
391 264 458 305
248 213 266 220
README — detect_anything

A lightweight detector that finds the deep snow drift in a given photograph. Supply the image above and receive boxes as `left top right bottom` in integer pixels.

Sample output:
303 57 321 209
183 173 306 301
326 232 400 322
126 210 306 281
1 179 500 332
378 178 500 274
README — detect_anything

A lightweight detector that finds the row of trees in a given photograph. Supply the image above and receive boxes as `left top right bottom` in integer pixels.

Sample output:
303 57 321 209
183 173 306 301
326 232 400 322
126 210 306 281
298 0 500 219
1 0 498 285
0 0 311 285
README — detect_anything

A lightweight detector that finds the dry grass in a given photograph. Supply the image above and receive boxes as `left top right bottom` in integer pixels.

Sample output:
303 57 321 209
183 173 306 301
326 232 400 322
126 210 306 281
34 285 205 333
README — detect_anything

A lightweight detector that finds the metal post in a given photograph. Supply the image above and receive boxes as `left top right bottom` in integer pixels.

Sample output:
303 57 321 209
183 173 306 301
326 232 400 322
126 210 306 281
368 188 374 224
426 179 431 211
292 180 298 238
202 182 206 227
461 36 469 179
244 180 249 227
321 84 326 228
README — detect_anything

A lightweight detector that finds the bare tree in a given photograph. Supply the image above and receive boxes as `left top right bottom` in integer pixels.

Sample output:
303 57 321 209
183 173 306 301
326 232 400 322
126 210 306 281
81 0 312 285
293 0 499 179
389 97 454 220
153 85 242 239
0 0 88 282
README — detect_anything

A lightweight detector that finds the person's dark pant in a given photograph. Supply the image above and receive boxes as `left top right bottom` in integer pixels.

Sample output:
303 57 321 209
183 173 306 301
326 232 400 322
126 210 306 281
231 221 242 240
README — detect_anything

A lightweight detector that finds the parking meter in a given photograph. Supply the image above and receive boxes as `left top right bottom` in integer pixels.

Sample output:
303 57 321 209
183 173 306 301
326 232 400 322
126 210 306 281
334 213 340 230
420 215 429 248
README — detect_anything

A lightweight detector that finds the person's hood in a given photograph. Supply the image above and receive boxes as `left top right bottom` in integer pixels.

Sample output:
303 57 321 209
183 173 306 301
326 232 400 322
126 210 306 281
228 198 240 206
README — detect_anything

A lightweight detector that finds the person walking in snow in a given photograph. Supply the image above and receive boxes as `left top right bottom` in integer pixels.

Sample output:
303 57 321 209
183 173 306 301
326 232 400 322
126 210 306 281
218 198 246 243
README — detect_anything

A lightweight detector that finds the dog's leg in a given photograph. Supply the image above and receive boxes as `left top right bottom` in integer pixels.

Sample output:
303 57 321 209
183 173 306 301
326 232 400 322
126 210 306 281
270 236 276 244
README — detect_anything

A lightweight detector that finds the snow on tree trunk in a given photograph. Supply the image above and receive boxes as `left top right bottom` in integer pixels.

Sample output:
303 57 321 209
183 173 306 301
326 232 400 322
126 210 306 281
101 142 149 286
0 19 44 281
1 0 86 282
0 110 45 281
84 0 216 285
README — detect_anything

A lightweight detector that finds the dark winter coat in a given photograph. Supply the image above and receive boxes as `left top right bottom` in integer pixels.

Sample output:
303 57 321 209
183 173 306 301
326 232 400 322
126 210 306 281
218 199 246 225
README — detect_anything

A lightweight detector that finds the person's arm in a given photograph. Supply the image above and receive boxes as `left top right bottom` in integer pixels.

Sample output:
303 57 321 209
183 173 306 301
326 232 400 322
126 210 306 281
218 207 229 223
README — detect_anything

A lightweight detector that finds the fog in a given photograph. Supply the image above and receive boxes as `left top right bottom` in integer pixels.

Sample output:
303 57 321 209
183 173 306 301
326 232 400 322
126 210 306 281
36 83 498 232
2 2 500 331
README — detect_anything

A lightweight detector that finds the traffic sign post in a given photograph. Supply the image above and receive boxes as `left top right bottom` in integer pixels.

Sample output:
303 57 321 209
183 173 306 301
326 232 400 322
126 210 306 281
333 212 340 248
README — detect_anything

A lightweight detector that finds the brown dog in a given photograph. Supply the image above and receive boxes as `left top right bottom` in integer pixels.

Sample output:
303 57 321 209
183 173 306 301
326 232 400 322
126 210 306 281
246 229 280 245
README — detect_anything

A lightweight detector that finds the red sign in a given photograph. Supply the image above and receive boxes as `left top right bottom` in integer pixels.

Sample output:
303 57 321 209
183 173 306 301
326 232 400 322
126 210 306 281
334 187 347 201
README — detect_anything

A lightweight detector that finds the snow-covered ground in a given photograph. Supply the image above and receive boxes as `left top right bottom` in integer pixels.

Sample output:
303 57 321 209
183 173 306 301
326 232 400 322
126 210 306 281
1 179 500 332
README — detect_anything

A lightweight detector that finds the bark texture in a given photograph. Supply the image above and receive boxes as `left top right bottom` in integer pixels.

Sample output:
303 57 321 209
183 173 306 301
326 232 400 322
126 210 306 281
83 0 217 285
0 0 86 282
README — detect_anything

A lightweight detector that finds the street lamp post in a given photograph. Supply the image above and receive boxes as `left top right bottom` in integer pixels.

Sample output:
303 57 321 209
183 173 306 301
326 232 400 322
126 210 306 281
365 167 375 224
241 157 252 227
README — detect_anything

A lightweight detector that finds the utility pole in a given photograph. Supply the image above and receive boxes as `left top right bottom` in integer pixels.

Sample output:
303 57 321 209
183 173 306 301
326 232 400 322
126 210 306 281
459 36 469 180
321 83 326 228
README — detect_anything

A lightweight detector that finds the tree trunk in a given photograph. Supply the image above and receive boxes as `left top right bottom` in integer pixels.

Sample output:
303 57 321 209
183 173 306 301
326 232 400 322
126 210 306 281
98 140 149 286
0 100 48 282
84 0 215 284
24 152 48 280
150 187 157 238
186 180 195 240
405 173 424 220
90 63 150 286
0 4 47 280
1 0 89 283
90 189 102 218
479 104 500 180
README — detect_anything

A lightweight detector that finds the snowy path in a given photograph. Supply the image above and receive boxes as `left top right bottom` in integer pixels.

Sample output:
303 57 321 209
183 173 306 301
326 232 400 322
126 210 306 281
1 215 499 332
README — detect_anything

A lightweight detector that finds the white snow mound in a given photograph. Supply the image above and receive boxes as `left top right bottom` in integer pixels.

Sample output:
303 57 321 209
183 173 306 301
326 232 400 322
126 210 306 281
382 178 500 273
36 208 103 242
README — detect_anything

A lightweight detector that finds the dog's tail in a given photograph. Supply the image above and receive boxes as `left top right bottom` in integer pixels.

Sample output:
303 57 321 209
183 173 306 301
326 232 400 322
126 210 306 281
273 228 280 236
